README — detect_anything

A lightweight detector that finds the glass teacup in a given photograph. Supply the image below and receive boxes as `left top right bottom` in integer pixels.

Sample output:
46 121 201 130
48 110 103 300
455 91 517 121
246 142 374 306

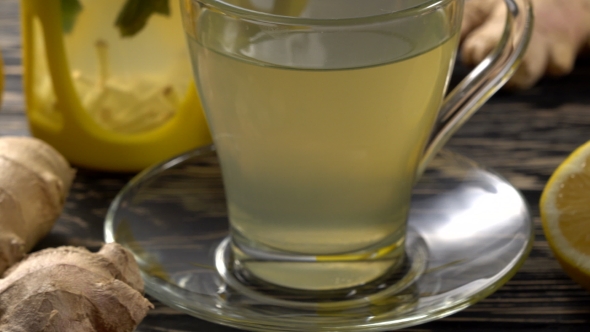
181 0 532 295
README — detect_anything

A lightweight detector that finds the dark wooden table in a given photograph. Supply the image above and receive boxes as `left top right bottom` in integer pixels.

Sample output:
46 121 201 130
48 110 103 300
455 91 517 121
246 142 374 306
2 0 590 331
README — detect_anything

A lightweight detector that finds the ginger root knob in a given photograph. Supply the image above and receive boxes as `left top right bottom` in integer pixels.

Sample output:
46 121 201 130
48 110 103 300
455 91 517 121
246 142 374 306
461 0 590 89
0 243 154 331
0 136 76 274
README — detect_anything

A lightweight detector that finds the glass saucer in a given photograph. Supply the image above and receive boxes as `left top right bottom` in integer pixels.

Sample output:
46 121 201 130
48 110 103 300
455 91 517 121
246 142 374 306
104 145 533 331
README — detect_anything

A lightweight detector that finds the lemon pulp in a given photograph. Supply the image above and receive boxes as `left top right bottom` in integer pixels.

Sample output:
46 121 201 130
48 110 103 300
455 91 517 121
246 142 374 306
541 140 590 290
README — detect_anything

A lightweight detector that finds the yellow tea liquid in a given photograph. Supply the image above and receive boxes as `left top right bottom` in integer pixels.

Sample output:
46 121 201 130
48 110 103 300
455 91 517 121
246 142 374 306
190 29 458 289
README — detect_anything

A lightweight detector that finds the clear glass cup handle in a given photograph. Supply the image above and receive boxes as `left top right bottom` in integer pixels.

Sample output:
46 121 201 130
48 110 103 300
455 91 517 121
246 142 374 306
418 0 534 177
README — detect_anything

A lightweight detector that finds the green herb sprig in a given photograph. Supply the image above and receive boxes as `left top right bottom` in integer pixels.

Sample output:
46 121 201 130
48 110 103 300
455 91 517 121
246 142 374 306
115 0 170 37
61 0 83 33
60 0 171 37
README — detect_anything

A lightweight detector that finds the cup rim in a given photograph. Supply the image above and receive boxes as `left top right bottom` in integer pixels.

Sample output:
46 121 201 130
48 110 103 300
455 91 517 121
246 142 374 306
191 0 453 25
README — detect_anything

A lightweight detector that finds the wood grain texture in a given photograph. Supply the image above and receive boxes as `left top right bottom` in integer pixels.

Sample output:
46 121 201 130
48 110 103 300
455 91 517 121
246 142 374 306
2 0 590 330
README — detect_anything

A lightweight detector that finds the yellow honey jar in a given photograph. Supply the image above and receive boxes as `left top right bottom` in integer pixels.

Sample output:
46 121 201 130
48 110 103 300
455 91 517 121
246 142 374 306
21 0 211 172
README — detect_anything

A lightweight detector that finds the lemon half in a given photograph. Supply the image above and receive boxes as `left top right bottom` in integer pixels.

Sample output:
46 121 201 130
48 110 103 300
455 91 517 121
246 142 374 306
541 140 590 290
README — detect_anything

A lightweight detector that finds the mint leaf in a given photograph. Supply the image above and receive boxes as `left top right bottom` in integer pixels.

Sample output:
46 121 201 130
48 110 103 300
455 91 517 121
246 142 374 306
115 0 171 37
61 0 83 34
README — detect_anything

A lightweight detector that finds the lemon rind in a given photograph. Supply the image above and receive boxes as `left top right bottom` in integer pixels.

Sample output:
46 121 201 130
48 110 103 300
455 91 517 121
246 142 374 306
541 140 590 274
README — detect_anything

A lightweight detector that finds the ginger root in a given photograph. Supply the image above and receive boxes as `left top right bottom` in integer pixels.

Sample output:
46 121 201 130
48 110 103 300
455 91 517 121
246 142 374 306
461 0 590 89
0 137 153 330
0 243 154 331
0 136 75 274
